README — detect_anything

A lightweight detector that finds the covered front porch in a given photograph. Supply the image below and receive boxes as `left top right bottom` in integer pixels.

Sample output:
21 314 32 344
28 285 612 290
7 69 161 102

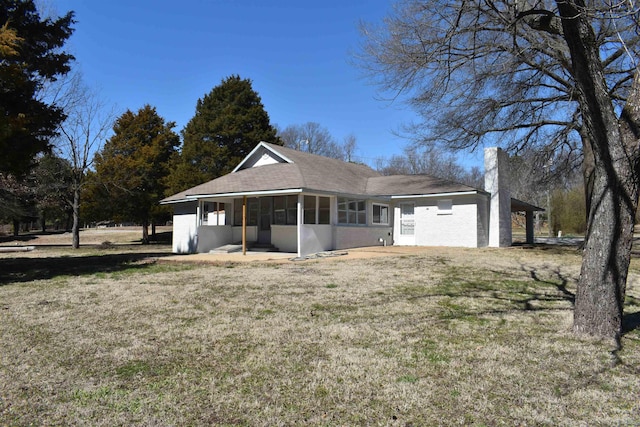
191 191 334 257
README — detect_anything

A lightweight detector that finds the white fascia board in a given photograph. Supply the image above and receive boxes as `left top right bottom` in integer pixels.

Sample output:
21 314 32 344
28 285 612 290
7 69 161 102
160 198 190 205
185 188 303 199
330 192 392 201
300 190 373 199
367 195 393 202
390 190 479 199
231 141 294 173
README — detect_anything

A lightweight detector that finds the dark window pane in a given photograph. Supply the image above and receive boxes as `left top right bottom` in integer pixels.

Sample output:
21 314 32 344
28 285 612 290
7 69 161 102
318 197 330 224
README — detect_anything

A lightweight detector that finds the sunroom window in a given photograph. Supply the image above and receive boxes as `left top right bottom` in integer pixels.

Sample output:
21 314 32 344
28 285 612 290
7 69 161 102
273 195 298 225
318 197 330 224
304 195 316 224
304 196 331 225
233 198 258 226
338 197 366 225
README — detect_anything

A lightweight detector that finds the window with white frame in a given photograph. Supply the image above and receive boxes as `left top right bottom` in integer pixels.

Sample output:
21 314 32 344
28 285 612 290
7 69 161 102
437 199 453 215
372 203 389 225
338 197 366 225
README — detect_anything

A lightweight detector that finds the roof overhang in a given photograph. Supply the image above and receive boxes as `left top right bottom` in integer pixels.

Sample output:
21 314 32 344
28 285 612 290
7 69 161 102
160 198 192 205
389 190 482 199
511 198 545 212
163 188 304 204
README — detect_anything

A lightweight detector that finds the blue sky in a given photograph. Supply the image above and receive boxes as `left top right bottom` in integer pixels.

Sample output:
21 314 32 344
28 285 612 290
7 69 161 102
53 0 484 169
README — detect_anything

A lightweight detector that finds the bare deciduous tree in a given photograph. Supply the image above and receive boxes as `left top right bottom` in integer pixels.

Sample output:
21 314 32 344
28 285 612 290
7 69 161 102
278 122 346 160
342 133 358 162
359 0 640 342
56 77 115 248
376 145 484 188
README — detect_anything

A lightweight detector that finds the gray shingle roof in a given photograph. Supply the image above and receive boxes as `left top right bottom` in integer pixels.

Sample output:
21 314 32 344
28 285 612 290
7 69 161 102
162 163 304 203
366 175 479 197
257 143 381 194
161 142 481 203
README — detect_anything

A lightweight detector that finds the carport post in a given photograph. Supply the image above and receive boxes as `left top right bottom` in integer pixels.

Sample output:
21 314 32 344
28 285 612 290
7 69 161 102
526 210 534 244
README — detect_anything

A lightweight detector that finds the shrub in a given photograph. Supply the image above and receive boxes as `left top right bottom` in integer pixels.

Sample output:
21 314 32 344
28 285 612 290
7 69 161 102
550 187 586 235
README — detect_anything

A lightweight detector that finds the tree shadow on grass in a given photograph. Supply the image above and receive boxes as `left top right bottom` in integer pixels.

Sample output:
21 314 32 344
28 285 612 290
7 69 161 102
399 260 640 348
523 265 576 306
525 264 640 336
0 251 174 285
0 230 69 244
622 292 640 335
623 311 640 334
399 262 578 321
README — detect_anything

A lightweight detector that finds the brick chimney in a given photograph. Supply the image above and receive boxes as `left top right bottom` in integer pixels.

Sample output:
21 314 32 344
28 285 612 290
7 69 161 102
484 147 512 247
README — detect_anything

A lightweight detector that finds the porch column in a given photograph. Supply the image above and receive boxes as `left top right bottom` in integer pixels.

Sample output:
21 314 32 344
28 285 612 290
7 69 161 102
196 200 202 226
296 194 303 258
525 210 534 245
242 196 247 255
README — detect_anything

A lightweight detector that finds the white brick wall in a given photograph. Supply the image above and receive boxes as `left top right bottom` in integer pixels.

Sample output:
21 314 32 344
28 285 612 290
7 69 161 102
393 195 480 247
171 202 198 254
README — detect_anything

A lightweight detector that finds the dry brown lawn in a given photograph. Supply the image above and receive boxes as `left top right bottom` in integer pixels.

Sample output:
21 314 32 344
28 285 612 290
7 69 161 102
1 229 639 426
0 226 169 247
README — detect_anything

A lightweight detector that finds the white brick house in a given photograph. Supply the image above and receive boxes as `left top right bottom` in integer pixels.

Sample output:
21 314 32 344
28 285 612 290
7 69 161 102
161 142 541 256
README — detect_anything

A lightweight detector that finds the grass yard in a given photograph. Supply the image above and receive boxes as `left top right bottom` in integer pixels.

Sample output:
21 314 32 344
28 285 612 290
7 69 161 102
1 241 639 425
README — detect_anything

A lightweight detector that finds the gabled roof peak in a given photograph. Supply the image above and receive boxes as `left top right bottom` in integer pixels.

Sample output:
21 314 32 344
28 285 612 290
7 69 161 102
232 141 293 172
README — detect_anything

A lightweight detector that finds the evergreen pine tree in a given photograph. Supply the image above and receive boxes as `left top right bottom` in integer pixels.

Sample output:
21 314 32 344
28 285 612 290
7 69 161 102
0 0 75 176
94 105 179 243
167 75 280 193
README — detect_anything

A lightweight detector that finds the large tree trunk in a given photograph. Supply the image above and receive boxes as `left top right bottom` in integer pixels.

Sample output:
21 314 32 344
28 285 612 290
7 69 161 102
72 187 81 249
557 0 640 342
576 140 637 341
141 219 149 245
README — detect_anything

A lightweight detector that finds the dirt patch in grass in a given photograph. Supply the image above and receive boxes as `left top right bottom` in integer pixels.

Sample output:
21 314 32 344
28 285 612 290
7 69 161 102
1 244 639 425
0 226 172 246
0 227 175 285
